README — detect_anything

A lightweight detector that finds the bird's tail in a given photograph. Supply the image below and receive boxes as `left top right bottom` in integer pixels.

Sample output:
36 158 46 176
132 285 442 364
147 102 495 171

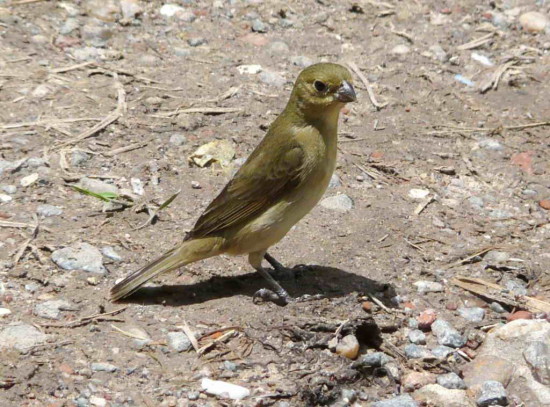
110 237 222 302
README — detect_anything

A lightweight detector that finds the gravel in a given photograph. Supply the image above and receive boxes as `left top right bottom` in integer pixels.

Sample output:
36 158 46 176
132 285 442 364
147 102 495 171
320 194 354 212
167 332 192 352
36 204 63 217
437 372 467 389
372 394 418 407
91 362 118 373
431 320 466 348
408 329 427 345
404 344 433 359
414 281 444 293
476 381 508 406
51 242 107 275
0 323 49 353
458 307 485 323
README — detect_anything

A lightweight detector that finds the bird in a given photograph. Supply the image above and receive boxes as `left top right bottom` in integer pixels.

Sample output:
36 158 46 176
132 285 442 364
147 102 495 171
110 62 357 305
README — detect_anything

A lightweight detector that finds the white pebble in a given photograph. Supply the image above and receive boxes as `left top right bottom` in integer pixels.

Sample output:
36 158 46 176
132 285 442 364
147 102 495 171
201 378 250 400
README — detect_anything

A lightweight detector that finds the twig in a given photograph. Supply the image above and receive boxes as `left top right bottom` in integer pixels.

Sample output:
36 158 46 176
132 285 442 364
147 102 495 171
7 0 47 5
56 76 126 148
152 107 241 118
347 61 388 110
1 117 102 131
457 32 496 51
103 142 148 157
197 330 237 355
333 319 350 338
40 307 127 328
50 61 95 74
445 247 496 269
414 195 436 215
179 321 200 353
111 324 149 340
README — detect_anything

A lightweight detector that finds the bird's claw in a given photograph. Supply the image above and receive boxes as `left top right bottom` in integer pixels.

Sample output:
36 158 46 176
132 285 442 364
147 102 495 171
253 288 290 306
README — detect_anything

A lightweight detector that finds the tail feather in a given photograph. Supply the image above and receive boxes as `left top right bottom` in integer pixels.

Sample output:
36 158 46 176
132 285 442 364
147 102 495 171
110 238 220 302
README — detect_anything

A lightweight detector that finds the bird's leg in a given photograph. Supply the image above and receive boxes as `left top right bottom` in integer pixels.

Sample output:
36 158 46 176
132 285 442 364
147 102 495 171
249 251 290 306
264 252 287 273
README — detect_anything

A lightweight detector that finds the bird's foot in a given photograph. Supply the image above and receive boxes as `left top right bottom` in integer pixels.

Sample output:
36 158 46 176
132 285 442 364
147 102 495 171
253 288 290 306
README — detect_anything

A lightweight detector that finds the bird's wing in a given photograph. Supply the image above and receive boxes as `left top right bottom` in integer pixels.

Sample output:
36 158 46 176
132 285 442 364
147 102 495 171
187 133 308 239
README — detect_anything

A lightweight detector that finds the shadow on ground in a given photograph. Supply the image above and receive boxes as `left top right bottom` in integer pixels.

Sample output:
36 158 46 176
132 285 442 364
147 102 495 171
118 264 397 307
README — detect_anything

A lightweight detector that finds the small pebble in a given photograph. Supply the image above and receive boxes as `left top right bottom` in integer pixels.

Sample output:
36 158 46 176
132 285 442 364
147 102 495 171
489 302 506 313
188 37 207 47
191 181 202 189
335 335 360 359
320 194 354 212
404 344 433 359
36 204 63 217
167 332 192 352
417 309 437 330
437 372 466 389
372 394 417 407
458 307 485 323
506 310 532 322
169 133 187 146
290 55 313 68
408 329 426 345
101 246 122 262
0 308 12 318
352 352 392 369
329 173 342 188
414 281 443 294
251 19 268 33
519 11 548 33
0 194 12 203
476 380 508 407
259 70 286 87
391 44 410 54
431 320 466 348
1 185 16 194
91 362 118 373
201 378 250 400
432 345 455 359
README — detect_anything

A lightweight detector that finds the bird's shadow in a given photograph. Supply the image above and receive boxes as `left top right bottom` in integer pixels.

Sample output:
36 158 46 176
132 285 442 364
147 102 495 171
119 264 397 308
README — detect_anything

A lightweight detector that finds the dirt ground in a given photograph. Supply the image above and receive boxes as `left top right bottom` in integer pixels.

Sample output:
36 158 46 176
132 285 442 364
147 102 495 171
0 0 549 406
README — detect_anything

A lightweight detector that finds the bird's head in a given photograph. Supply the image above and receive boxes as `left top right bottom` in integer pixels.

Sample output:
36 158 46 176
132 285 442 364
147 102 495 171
290 63 357 117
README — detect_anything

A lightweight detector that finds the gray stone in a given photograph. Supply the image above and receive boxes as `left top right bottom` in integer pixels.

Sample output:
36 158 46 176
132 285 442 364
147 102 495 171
60 17 80 35
169 133 187 146
223 361 238 371
173 47 191 57
259 70 286 87
409 329 426 345
78 177 118 195
488 209 512 219
437 372 467 389
352 352 392 369
432 345 455 358
101 246 122 262
468 196 484 209
432 320 466 348
429 44 448 62
91 362 118 373
404 344 433 359
505 279 528 296
290 55 313 68
26 157 46 168
269 41 289 55
478 139 503 151
329 173 341 188
408 318 419 329
1 185 16 194
34 300 76 320
280 18 294 28
167 331 192 352
372 394 418 407
320 194 354 212
490 302 506 313
251 19 267 33
414 280 444 293
52 242 106 275
476 381 507 407
81 23 113 48
71 150 91 166
458 307 485 323
37 204 63 217
523 341 549 385
187 37 207 47
75 396 89 407
0 323 49 353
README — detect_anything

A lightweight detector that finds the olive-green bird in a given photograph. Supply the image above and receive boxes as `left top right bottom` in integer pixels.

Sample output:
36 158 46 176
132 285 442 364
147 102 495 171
110 63 357 305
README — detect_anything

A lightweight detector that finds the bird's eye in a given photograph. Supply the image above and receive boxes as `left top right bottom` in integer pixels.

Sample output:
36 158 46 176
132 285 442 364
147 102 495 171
314 80 327 92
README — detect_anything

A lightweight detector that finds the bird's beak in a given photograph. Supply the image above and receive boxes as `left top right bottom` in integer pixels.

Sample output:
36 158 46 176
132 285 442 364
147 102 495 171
336 81 357 103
